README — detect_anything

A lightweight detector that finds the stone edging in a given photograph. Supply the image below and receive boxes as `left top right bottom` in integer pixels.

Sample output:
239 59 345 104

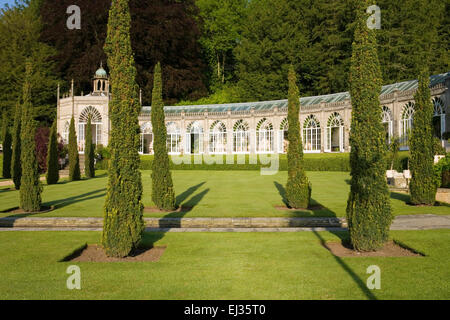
0 217 347 229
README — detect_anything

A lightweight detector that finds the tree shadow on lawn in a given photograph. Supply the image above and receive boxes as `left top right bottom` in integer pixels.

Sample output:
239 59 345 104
312 230 378 300
275 181 377 299
390 191 450 208
54 173 108 185
144 186 210 247
273 181 336 217
1 188 107 219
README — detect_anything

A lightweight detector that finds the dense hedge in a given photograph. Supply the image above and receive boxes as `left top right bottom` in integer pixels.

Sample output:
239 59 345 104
96 152 411 172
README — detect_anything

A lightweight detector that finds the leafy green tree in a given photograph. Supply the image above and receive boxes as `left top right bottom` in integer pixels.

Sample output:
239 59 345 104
346 1 393 251
84 116 95 178
1 112 12 179
235 0 310 101
196 0 247 86
20 60 42 212
11 101 22 189
102 0 144 258
285 66 311 209
0 0 60 126
409 68 437 205
68 116 80 181
46 120 59 184
151 62 176 211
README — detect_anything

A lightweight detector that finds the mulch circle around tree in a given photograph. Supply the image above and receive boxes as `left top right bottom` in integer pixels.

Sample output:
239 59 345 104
65 244 167 262
0 205 55 214
144 206 192 213
323 240 423 257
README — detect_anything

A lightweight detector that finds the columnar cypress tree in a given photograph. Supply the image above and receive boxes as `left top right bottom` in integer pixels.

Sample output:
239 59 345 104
20 61 42 212
46 120 59 184
102 0 144 258
84 116 95 178
68 115 81 181
151 62 176 210
285 66 311 209
409 68 437 205
346 1 392 251
11 102 22 189
1 113 12 179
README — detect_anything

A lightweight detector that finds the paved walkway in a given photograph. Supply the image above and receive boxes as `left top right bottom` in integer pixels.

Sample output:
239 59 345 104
0 215 449 231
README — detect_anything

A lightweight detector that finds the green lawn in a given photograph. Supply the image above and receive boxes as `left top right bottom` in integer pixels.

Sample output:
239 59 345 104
0 229 448 299
1 170 449 218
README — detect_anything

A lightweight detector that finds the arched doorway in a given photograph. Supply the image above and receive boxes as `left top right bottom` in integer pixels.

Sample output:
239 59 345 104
233 119 250 153
326 112 344 152
278 118 288 153
303 115 321 153
433 97 445 139
139 122 153 154
209 120 227 154
166 122 181 154
400 102 414 149
381 106 393 145
186 121 204 154
256 118 274 153
78 106 102 153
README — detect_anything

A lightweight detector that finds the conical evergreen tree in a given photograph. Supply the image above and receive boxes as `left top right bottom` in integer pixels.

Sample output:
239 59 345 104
346 1 393 251
11 102 22 189
20 61 42 212
84 116 95 178
151 62 176 210
102 0 144 258
1 112 12 179
409 68 437 205
285 66 311 209
46 120 59 184
68 115 81 181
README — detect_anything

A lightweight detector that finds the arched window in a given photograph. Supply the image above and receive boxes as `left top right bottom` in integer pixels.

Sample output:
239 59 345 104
233 119 250 153
278 118 289 153
209 120 227 154
256 118 274 153
62 121 70 145
166 122 181 154
78 106 102 153
140 122 153 154
303 115 321 152
326 112 344 152
381 106 393 145
400 102 414 148
433 97 445 139
186 121 204 154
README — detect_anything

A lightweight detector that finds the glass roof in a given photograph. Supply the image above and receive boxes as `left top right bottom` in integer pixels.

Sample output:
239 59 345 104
141 71 449 115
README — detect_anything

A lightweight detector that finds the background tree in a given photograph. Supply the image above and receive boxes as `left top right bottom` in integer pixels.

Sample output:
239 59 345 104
409 68 437 205
151 62 176 210
235 0 310 101
285 66 311 209
84 116 95 178
346 1 392 252
46 120 59 184
68 116 80 181
1 112 12 179
20 60 42 212
40 0 207 104
102 0 144 258
0 0 60 126
11 102 22 189
196 0 247 88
